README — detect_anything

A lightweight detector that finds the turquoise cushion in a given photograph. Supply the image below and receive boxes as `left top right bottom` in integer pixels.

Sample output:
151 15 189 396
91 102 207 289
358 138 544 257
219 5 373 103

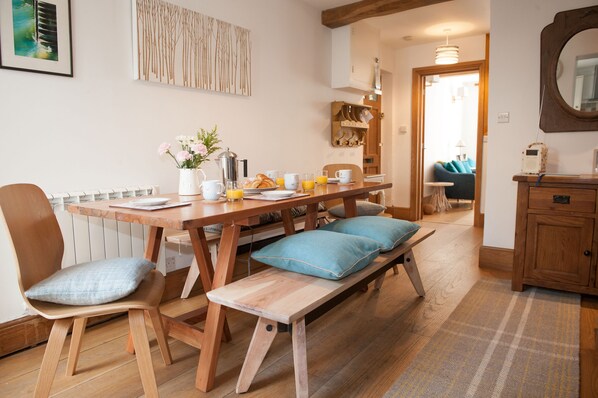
451 160 467 173
328 200 386 218
466 158 476 168
25 258 155 305
251 230 380 280
320 216 421 252
461 161 473 173
443 161 458 173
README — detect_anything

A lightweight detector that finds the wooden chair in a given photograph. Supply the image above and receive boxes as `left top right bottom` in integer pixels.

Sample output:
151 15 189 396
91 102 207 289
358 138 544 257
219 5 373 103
0 184 172 398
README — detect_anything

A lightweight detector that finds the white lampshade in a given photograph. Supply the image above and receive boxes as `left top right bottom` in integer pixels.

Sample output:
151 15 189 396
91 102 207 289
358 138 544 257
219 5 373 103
456 139 466 148
435 44 459 65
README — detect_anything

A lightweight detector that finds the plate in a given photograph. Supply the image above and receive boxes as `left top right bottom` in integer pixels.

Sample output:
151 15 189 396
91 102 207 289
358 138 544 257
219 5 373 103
243 186 278 194
327 178 340 183
260 190 296 199
130 197 169 206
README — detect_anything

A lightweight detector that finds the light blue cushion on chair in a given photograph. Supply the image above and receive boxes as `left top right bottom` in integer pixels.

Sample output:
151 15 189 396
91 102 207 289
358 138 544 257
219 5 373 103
328 200 386 218
443 161 458 173
250 230 380 280
320 216 421 252
25 258 156 305
451 160 467 173
461 161 473 173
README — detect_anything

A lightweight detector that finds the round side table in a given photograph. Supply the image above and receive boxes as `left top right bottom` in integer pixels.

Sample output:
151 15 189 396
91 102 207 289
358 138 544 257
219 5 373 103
424 182 454 212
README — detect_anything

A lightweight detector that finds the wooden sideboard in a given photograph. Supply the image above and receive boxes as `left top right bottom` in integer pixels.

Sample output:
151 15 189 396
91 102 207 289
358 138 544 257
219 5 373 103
512 174 598 295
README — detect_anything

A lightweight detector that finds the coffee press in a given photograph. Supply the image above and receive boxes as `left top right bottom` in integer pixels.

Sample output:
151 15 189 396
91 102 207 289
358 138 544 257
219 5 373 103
216 148 248 185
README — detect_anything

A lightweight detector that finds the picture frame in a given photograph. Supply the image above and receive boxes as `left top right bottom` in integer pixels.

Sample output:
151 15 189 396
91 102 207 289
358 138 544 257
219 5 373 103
0 0 73 77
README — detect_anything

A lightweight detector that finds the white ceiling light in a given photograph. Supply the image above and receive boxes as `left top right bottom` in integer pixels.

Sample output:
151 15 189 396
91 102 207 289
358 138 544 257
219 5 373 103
435 29 459 65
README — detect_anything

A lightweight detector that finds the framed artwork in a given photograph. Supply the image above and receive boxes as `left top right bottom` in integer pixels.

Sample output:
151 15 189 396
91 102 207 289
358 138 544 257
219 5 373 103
132 0 251 96
0 0 73 77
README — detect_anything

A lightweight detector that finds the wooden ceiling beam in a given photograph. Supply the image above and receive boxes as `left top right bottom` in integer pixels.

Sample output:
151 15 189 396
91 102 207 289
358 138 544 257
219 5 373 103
322 0 453 29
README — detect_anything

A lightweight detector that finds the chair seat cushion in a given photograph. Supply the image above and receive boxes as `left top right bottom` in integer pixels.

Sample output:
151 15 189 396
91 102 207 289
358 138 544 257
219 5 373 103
251 230 380 280
327 200 386 218
25 258 156 305
320 216 421 252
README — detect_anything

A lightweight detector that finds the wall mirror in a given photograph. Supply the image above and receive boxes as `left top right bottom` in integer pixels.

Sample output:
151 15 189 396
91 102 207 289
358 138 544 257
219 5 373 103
540 6 598 132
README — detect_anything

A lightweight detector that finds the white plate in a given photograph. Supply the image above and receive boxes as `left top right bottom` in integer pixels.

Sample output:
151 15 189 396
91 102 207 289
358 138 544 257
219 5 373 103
130 197 169 206
243 186 278 194
260 190 295 199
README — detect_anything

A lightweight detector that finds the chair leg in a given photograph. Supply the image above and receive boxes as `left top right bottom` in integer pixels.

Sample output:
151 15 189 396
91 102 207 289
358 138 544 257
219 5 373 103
66 317 88 376
147 308 172 365
34 318 73 398
236 317 278 393
392 265 399 275
128 309 159 398
403 250 425 297
292 318 309 398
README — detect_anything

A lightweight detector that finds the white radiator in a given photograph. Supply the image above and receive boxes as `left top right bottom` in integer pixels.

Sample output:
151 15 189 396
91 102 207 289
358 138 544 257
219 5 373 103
47 186 159 268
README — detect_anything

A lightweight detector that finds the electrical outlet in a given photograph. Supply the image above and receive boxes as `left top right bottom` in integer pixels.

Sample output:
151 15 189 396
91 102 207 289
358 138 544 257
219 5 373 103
165 257 176 273
497 112 510 123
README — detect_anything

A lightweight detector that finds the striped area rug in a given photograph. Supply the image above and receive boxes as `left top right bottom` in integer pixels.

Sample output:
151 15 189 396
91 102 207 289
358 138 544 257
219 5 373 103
384 279 580 398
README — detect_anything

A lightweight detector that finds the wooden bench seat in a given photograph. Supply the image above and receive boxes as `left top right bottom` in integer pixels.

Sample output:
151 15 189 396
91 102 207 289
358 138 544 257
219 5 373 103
207 227 435 397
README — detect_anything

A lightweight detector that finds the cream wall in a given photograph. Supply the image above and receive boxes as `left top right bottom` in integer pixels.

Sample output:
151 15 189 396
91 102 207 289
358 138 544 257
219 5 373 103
391 35 486 207
484 0 598 249
0 0 363 322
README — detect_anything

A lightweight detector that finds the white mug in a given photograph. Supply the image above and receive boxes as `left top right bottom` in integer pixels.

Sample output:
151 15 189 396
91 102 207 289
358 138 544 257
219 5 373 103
265 170 279 180
202 179 225 201
284 173 300 190
335 169 352 184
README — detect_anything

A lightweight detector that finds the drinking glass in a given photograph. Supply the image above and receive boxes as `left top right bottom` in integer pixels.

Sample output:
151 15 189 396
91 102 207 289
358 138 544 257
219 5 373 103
226 181 244 202
302 173 315 191
316 170 328 185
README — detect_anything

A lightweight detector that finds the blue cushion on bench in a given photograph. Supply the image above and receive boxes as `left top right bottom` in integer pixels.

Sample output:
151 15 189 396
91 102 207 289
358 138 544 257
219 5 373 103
320 216 420 252
25 257 155 305
251 230 380 280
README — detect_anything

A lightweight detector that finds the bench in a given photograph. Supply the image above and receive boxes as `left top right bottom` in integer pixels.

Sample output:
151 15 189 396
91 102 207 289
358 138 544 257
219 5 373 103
207 227 435 397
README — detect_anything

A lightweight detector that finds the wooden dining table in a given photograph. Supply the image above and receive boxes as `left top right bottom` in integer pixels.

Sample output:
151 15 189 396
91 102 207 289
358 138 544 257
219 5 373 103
68 180 391 392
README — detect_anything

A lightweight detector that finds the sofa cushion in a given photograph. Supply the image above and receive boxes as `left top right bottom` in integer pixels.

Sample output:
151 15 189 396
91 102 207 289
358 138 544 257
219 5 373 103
443 161 458 173
250 230 380 280
451 160 467 173
25 258 155 305
466 157 476 168
461 160 473 173
320 216 421 252
327 200 386 218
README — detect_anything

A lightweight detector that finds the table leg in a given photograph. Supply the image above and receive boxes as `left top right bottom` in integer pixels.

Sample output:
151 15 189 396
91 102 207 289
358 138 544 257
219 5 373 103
304 203 319 231
281 209 295 235
144 226 164 263
196 222 241 392
343 196 358 218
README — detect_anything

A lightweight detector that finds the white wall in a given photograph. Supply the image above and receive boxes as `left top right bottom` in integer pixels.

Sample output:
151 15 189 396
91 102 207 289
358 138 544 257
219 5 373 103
391 35 486 207
0 0 364 322
484 0 598 249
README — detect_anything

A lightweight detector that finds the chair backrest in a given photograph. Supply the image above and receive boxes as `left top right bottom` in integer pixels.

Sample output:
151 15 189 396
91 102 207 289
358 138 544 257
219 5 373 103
323 164 364 208
0 184 64 294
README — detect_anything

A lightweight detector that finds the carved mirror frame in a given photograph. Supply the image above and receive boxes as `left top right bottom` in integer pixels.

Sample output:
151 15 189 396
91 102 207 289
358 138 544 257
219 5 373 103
540 5 598 132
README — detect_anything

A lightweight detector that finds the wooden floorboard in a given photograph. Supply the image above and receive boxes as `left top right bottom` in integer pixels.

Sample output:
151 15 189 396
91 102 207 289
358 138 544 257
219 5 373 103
0 207 595 397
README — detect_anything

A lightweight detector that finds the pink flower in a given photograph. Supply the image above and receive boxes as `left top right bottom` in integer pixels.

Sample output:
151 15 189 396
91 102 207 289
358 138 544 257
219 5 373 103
176 150 192 162
157 142 171 156
191 143 208 156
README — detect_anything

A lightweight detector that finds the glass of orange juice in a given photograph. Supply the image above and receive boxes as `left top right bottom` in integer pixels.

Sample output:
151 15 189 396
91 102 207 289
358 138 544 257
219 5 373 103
226 181 244 202
316 170 328 185
302 173 315 191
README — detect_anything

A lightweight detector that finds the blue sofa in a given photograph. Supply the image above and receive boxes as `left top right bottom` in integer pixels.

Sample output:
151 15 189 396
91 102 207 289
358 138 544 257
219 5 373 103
433 162 475 200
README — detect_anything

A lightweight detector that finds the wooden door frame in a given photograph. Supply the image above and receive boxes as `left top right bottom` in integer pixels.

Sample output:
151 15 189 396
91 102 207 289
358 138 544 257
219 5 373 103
410 60 487 226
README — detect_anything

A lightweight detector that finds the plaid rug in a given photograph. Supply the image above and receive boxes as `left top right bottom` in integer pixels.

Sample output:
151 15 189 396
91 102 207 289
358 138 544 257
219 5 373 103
384 279 580 398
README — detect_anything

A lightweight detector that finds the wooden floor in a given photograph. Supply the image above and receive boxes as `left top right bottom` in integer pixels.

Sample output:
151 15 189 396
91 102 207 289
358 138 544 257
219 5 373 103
0 208 596 397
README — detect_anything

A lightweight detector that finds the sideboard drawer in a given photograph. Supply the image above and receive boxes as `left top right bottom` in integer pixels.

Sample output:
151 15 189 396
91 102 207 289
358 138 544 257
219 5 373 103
529 187 596 213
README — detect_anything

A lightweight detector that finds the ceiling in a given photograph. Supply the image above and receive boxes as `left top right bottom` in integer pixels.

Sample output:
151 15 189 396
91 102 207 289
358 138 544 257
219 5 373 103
301 0 490 49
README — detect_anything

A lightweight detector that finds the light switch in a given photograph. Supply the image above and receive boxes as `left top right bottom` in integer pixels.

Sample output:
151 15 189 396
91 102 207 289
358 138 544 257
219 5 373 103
497 112 510 123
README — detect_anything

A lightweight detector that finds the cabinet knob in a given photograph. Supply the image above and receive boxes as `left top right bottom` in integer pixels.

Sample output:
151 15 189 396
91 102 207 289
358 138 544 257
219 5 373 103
583 250 591 257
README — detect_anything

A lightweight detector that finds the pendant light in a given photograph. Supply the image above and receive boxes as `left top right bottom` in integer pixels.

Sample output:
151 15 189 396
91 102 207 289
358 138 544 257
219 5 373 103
435 29 459 65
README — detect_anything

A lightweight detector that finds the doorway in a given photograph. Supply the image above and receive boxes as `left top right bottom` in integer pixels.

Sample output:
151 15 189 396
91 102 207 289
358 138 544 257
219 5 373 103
410 60 487 226
363 94 381 175
422 72 479 225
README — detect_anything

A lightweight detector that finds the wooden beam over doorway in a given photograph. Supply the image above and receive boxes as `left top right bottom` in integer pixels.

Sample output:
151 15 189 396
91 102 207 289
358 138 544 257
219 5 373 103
322 0 453 29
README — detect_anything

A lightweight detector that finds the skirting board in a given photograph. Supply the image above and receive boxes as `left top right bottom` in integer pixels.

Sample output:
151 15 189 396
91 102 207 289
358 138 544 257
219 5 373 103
479 245 513 272
0 258 266 358
388 206 413 221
